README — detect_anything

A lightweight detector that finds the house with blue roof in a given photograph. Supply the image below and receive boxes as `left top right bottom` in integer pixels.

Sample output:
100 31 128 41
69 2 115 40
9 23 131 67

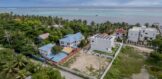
38 43 55 56
59 32 84 48
39 43 68 63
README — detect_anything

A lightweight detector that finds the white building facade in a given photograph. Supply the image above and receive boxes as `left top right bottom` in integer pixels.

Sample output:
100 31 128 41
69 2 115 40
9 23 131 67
90 34 116 53
158 25 162 36
128 27 140 42
128 26 157 42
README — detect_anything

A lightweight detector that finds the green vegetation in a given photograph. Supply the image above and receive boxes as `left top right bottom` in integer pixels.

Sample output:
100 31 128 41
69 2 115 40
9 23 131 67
0 12 129 79
0 12 130 56
146 36 162 79
78 39 89 48
0 12 161 79
104 46 145 79
0 48 64 79
52 46 63 54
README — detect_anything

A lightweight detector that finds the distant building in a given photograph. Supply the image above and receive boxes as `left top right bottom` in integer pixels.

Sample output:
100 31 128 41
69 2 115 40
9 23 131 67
128 26 158 42
115 28 126 38
90 34 116 53
38 33 49 40
48 24 63 28
38 43 55 56
128 27 141 42
158 25 162 36
59 32 84 48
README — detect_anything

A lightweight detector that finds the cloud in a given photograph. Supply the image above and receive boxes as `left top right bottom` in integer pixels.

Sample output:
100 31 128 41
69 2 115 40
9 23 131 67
123 0 162 6
81 0 162 7
0 0 162 7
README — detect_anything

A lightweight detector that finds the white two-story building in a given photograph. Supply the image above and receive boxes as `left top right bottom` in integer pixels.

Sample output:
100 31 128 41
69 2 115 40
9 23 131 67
128 26 158 43
90 34 116 53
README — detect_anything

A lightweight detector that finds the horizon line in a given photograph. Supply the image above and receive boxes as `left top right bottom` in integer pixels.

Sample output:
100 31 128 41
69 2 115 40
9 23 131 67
0 6 162 8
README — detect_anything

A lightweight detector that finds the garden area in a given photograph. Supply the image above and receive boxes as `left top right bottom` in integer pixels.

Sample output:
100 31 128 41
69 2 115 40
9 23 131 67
104 46 146 79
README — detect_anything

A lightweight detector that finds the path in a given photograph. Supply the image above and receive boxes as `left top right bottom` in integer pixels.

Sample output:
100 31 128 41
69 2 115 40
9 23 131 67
125 44 154 53
60 70 83 79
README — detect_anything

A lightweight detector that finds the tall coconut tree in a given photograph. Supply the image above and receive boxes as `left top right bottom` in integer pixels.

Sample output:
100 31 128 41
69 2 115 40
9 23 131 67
16 69 30 79
2 61 16 78
13 54 28 69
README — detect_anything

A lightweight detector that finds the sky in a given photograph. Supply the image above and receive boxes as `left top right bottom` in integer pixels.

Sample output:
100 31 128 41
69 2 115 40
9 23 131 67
0 0 162 7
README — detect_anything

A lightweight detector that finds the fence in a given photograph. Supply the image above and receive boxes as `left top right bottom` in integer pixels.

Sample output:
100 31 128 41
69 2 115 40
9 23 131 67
100 43 123 79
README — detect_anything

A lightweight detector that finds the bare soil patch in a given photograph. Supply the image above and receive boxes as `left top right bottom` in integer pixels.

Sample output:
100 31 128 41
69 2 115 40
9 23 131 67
69 51 110 76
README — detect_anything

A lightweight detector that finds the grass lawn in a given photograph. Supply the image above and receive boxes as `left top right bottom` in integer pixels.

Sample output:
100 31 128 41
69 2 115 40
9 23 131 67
104 46 145 79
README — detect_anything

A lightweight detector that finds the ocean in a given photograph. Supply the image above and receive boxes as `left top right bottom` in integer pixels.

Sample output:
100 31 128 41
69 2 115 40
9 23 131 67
0 7 162 25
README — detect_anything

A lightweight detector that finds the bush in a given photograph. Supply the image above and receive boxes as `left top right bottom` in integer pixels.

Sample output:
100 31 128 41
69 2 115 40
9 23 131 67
78 39 89 48
52 46 63 54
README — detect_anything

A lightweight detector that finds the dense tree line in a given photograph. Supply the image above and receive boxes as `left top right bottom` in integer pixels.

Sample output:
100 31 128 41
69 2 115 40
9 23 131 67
0 12 129 56
0 48 64 79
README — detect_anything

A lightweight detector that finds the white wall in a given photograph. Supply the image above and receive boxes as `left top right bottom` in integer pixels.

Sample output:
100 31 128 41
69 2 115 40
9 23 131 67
128 26 157 42
90 36 115 53
128 30 139 42
139 29 157 41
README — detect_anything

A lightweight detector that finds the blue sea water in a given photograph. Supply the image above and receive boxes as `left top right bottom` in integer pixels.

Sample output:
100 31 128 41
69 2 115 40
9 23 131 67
0 7 162 24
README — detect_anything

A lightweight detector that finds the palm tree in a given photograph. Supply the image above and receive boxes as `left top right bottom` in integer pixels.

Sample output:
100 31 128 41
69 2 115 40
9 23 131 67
2 61 16 78
3 30 12 47
16 69 30 79
13 54 27 69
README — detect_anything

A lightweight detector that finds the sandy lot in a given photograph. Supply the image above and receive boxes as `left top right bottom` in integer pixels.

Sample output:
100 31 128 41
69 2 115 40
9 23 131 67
70 51 109 75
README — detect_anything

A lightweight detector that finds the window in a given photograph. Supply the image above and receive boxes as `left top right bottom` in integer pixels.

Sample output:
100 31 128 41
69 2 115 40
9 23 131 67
61 41 64 44
92 40 94 42
144 37 148 40
145 33 148 35
67 43 70 45
150 38 153 40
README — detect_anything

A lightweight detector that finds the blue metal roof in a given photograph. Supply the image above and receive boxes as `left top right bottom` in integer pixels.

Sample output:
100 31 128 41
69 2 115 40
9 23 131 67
47 52 68 63
39 43 55 51
52 52 67 62
60 32 83 43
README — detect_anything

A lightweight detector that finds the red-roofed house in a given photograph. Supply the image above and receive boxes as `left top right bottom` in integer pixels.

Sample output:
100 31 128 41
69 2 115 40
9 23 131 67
115 28 126 38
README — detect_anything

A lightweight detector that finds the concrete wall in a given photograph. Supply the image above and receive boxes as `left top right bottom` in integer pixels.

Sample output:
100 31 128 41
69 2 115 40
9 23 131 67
128 30 139 42
139 29 157 41
90 37 114 53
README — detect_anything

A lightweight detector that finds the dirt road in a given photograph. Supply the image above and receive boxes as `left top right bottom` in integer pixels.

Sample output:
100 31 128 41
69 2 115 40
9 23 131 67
125 44 154 53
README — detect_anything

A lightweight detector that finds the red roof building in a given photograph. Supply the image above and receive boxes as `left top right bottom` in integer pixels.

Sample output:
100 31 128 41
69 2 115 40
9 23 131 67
115 28 126 38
